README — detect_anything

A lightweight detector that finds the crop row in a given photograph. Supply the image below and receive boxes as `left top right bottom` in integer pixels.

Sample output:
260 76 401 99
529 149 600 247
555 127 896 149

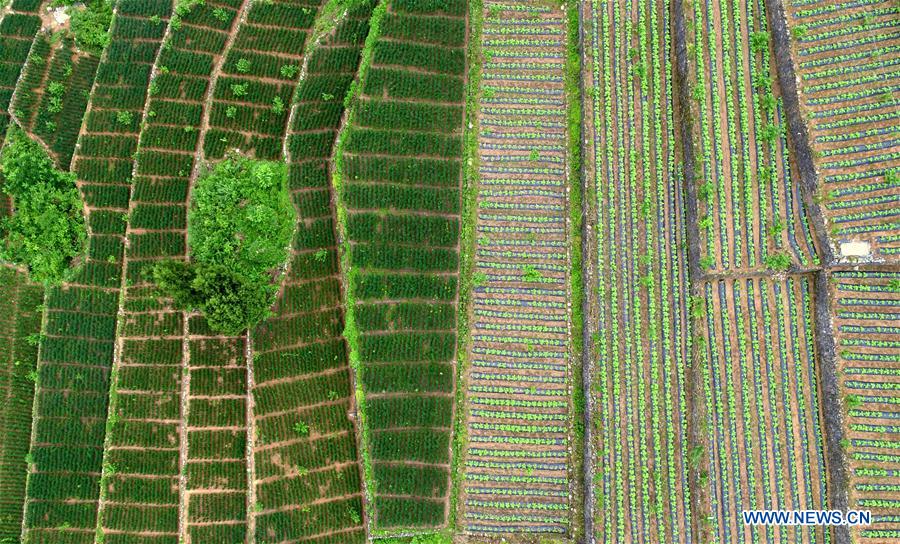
701 277 828 543
336 0 467 531
832 269 900 542
11 31 99 170
691 0 818 272
589 0 693 541
786 0 900 258
462 1 572 536
22 2 173 542
249 3 374 543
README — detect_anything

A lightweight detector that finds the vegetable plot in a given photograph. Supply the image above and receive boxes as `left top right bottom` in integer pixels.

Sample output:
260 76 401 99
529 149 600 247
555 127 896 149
338 0 467 530
250 4 373 543
587 0 692 541
689 0 819 272
461 1 571 536
21 2 171 541
786 0 900 259
700 276 829 543
97 0 243 541
11 31 100 169
0 266 42 542
832 269 900 542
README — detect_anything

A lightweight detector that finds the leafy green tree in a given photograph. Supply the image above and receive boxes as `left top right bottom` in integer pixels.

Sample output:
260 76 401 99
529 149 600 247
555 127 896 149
67 0 113 55
149 155 295 334
0 127 87 285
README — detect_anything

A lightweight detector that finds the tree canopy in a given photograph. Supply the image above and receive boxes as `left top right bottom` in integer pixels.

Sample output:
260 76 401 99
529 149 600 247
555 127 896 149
150 154 295 335
0 127 87 285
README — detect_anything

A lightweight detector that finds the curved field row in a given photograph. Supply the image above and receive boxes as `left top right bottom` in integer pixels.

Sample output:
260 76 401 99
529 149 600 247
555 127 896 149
587 0 693 541
461 0 572 536
10 30 99 170
785 0 900 259
831 269 900 542
337 0 467 531
0 266 42 542
249 3 374 543
21 2 173 542
700 276 829 543
97 0 246 541
690 0 820 272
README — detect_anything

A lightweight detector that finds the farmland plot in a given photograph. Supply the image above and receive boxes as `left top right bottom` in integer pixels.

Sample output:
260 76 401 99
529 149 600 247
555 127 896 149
97 1 245 542
587 0 693 541
831 269 900 542
688 0 820 272
21 2 172 542
250 4 373 543
460 1 573 536
336 0 467 530
202 0 323 161
11 31 100 169
0 267 42 542
784 0 900 260
700 276 829 543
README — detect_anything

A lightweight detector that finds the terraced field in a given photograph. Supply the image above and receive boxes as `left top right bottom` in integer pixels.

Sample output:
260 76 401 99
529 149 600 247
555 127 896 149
586 0 693 541
97 2 247 541
336 0 467 531
10 30 99 169
0 0 42 218
250 4 373 542
785 0 900 259
831 268 900 542
185 320 249 543
1 1 899 542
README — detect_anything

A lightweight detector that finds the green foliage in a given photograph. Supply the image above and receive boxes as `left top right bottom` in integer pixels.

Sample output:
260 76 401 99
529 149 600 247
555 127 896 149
293 421 310 436
279 64 299 79
116 110 133 126
66 0 113 55
764 252 791 271
0 127 87 285
150 155 294 334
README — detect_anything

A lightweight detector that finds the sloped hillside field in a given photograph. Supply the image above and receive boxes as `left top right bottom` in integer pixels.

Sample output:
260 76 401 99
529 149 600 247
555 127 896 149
0 0 897 542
